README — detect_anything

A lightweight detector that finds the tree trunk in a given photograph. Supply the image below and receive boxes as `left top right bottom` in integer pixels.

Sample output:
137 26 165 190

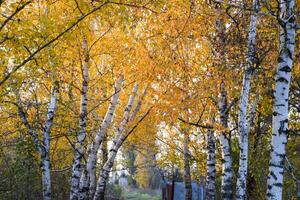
41 148 51 200
236 0 259 199
88 134 108 200
16 82 58 200
41 83 58 200
214 9 234 199
183 130 192 200
70 38 89 200
218 82 233 200
79 76 123 200
267 0 296 198
93 84 138 200
205 129 216 200
97 135 108 200
219 133 232 200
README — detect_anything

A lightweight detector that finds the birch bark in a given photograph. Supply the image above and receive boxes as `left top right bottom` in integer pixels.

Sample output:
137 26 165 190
41 82 59 200
93 84 138 200
267 0 296 198
70 38 89 200
218 82 233 200
236 0 259 199
79 76 124 200
205 129 216 200
16 82 58 200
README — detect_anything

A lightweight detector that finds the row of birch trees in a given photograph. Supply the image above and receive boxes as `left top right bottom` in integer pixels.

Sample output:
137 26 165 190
0 0 299 200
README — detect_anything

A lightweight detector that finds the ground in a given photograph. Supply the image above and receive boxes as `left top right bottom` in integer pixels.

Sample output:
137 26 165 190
123 189 161 200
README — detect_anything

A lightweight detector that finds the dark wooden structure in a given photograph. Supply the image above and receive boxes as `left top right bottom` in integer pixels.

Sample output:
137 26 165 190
161 180 205 200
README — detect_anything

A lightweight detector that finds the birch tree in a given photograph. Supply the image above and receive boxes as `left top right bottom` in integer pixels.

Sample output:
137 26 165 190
236 0 260 198
15 81 59 200
79 75 124 200
93 84 139 200
218 82 235 200
267 0 296 198
70 38 89 200
205 128 216 200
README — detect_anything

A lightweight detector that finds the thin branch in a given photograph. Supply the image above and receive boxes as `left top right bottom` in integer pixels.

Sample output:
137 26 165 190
51 166 72 172
178 117 213 129
285 156 300 187
0 35 12 46
107 0 158 14
155 135 198 162
0 1 32 32
74 0 84 15
63 133 87 163
14 89 43 152
121 106 153 146
0 1 109 86
89 26 112 52
87 80 135 115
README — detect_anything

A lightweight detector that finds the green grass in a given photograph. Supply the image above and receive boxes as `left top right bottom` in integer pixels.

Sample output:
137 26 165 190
123 191 161 200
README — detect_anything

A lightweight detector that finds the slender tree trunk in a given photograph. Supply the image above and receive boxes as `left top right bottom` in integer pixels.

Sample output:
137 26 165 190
219 133 232 200
218 82 233 200
98 135 108 200
41 148 51 200
205 129 216 200
78 76 124 200
93 84 138 200
94 139 121 200
87 134 108 200
16 82 58 200
41 83 58 200
70 38 89 200
183 130 192 200
214 10 234 199
267 0 296 198
101 134 108 168
236 0 259 199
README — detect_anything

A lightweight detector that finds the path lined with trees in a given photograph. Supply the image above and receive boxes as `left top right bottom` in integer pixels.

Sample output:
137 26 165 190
0 0 299 200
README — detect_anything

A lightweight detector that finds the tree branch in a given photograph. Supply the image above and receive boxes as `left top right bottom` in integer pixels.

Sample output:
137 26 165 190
0 1 32 32
121 106 153 146
0 1 109 86
178 117 213 129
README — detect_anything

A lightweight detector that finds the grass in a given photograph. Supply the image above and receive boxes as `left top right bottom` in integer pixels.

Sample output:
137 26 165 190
123 190 161 200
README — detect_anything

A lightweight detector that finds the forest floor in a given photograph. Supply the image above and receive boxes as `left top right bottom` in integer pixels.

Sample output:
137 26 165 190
123 189 161 200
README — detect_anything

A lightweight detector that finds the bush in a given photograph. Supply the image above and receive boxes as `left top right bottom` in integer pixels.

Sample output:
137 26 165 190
105 183 123 200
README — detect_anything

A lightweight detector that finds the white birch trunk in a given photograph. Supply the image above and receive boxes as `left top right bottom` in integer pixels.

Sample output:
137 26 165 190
70 38 89 200
267 0 296 198
79 76 124 200
214 12 233 199
205 129 216 200
16 82 58 200
236 0 259 199
41 82 59 200
218 82 233 200
129 85 148 122
93 84 138 200
219 133 232 200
